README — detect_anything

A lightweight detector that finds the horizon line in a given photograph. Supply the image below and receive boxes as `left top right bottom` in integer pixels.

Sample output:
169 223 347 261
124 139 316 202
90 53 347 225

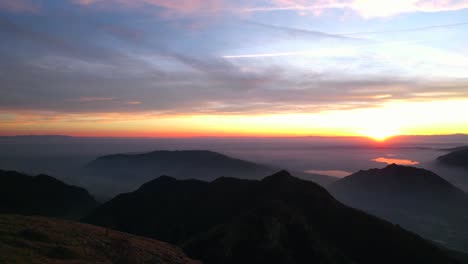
1 133 467 139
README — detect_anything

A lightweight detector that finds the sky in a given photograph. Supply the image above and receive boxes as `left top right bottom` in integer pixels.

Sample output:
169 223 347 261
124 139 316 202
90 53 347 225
1 0 468 139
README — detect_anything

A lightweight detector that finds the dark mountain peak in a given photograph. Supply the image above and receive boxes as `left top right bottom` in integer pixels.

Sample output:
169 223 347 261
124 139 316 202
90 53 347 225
260 171 334 203
354 164 421 176
139 175 190 190
437 148 468 168
138 150 227 159
0 170 98 219
382 163 423 172
329 166 468 253
91 150 244 165
34 174 64 184
261 170 318 190
331 164 466 203
153 175 177 182
35 174 55 179
211 176 250 185
262 170 294 182
330 164 467 203
166 150 220 155
138 175 207 194
385 163 399 169
347 164 449 183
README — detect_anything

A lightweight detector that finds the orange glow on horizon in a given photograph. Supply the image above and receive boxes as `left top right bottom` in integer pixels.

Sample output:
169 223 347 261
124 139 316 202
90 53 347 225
1 99 468 138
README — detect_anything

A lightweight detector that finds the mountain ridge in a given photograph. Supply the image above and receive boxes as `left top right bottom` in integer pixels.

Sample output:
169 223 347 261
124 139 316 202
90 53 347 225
84 170 459 264
85 150 336 194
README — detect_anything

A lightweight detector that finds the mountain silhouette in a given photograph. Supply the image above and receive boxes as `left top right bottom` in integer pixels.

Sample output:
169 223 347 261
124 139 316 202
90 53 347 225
437 148 468 168
0 214 200 264
84 170 459 264
0 170 98 219
329 164 468 252
85 150 335 192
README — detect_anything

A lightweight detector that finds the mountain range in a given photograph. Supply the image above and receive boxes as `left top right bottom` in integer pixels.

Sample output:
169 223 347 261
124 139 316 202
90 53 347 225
85 150 336 193
84 170 459 264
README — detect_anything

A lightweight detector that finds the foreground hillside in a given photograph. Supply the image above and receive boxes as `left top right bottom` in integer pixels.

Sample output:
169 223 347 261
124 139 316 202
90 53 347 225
0 170 98 219
84 171 459 264
329 164 468 252
0 214 200 264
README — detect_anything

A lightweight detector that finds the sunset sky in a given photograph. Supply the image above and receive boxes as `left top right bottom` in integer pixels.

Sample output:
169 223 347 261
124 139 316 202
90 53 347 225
1 0 468 139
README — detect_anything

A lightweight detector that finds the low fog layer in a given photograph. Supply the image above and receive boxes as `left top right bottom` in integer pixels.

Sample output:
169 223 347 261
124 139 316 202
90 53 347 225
0 135 467 199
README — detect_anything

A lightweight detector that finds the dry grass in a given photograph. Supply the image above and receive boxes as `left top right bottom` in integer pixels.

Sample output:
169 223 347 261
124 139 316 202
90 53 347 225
0 214 201 264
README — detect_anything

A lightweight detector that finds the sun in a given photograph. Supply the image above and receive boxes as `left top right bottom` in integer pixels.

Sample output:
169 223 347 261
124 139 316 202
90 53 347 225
360 128 399 142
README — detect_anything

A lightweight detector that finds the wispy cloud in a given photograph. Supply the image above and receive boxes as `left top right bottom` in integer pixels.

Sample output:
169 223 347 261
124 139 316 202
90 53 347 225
0 0 39 13
341 21 468 36
223 51 307 58
72 0 468 18
126 101 143 105
74 0 225 15
242 0 468 18
66 97 115 102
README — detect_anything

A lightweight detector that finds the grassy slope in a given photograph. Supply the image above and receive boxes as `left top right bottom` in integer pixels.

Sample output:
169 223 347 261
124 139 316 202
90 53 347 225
0 214 200 264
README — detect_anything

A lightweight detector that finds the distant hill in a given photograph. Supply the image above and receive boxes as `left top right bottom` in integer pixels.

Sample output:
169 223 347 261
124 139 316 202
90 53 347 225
0 214 200 264
84 171 459 264
329 164 468 252
85 150 335 190
0 170 98 219
437 148 468 168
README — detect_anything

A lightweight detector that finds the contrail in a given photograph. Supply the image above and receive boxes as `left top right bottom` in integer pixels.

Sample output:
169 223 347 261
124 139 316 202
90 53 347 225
222 21 468 59
244 20 363 41
222 41 418 59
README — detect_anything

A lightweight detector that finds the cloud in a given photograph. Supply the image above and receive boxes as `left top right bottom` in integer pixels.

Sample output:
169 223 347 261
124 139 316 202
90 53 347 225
352 0 468 18
126 101 143 105
1 15 467 116
72 0 468 18
2 49 468 116
0 0 39 13
1 0 468 118
341 21 468 36
67 97 115 102
244 0 468 18
74 0 226 15
99 25 145 42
